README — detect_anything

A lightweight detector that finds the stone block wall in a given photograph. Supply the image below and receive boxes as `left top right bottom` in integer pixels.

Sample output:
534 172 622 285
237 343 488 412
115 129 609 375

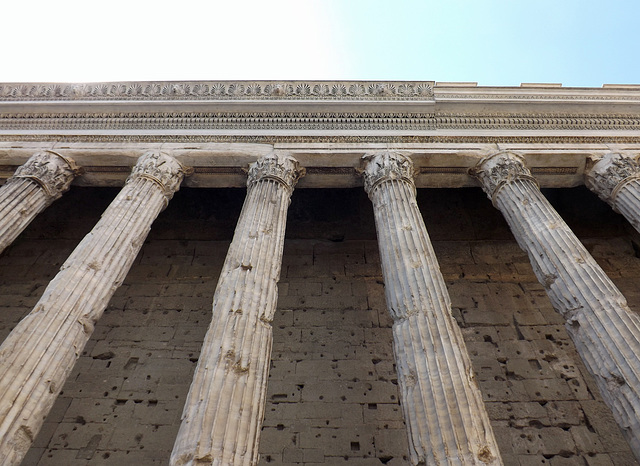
0 186 636 465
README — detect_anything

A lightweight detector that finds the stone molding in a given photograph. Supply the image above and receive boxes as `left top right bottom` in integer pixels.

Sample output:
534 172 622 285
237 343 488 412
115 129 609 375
126 151 191 203
0 112 436 132
585 153 640 206
2 112 640 132
437 92 640 101
12 150 79 200
360 150 416 196
0 81 435 101
3 135 640 146
469 152 539 204
247 152 305 192
2 81 640 135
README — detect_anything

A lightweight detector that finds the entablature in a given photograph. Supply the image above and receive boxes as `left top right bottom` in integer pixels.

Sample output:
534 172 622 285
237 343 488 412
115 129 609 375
0 140 638 189
0 80 638 188
0 80 639 135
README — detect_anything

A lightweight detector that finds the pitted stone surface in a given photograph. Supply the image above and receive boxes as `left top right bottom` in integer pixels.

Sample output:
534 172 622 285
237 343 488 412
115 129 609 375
473 153 640 461
1 186 636 465
0 153 186 465
362 151 501 465
171 153 302 465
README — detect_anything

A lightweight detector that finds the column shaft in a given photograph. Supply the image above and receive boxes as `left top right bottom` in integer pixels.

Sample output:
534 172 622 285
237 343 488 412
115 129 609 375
363 151 501 465
0 150 78 254
0 151 186 465
171 153 303 466
473 152 640 459
585 152 640 234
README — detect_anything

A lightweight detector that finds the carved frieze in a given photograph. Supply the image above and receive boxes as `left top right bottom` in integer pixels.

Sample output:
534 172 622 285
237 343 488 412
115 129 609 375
12 150 79 200
0 81 434 101
247 152 305 192
3 81 640 102
585 152 640 204
361 150 416 195
126 151 191 202
470 152 538 201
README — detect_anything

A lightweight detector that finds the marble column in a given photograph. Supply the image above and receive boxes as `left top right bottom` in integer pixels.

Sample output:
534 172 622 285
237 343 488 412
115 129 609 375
585 152 640 234
171 152 304 466
0 151 188 465
471 151 640 459
362 151 502 465
0 150 79 254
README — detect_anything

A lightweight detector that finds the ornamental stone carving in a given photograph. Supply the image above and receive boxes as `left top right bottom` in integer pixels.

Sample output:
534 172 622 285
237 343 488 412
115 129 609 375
469 151 538 203
12 150 79 200
247 151 305 192
126 151 191 203
0 81 435 101
585 152 640 206
361 150 416 195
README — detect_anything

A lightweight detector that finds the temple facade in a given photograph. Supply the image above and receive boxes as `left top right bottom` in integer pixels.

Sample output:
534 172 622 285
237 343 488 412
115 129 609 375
0 81 639 465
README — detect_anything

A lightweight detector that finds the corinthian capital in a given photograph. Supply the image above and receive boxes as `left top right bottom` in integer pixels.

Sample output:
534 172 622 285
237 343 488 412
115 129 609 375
360 150 415 196
585 152 640 205
126 151 190 202
13 150 79 200
247 152 305 192
470 152 538 201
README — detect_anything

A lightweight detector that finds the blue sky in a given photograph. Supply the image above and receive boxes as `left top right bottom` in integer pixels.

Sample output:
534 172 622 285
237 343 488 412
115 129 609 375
3 0 638 87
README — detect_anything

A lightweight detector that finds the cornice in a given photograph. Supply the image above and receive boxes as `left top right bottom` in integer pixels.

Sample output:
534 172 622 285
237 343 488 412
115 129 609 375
433 86 640 102
1 81 638 135
1 81 639 103
0 81 435 102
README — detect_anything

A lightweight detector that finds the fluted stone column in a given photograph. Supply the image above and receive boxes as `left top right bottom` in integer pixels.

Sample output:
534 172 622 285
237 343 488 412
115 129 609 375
471 151 640 459
0 150 79 254
171 152 304 466
362 151 501 465
585 152 640 234
0 151 188 465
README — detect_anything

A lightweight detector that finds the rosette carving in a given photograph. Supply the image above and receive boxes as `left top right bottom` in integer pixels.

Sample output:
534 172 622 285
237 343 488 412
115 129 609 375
247 152 305 192
126 151 190 203
585 152 640 205
470 152 538 202
13 150 80 200
361 150 415 196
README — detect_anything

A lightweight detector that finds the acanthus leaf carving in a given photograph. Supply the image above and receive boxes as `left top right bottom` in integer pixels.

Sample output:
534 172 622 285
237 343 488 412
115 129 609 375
12 150 80 200
247 152 305 192
470 152 538 202
585 152 640 205
126 151 191 203
360 150 416 196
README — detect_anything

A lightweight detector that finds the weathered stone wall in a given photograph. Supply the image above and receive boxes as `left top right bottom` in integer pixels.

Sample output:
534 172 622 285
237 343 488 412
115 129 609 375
0 186 637 465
